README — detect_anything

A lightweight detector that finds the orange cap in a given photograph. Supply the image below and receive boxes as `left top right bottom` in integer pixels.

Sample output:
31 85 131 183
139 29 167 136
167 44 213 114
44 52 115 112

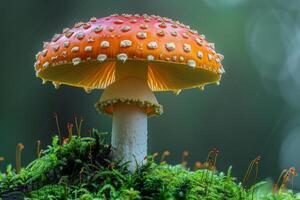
34 14 224 92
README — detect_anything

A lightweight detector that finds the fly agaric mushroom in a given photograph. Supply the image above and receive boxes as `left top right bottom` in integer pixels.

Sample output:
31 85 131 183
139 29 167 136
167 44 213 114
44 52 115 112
34 14 224 171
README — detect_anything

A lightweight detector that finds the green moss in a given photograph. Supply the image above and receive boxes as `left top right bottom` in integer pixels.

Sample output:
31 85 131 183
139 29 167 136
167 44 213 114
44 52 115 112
0 129 299 200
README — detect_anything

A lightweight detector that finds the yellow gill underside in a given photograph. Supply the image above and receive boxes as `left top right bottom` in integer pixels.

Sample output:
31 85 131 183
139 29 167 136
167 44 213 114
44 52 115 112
38 60 220 92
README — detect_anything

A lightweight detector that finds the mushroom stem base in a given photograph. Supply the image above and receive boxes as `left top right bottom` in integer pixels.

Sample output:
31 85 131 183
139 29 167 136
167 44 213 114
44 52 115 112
112 103 147 172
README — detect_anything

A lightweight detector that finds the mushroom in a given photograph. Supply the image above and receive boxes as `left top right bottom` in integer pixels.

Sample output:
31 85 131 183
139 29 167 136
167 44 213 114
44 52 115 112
34 14 224 171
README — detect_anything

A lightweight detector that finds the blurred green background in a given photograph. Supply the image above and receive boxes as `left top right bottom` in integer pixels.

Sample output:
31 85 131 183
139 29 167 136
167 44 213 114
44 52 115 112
1 0 300 190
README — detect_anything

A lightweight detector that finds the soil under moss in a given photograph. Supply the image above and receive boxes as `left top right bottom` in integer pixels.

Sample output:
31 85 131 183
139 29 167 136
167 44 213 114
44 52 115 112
0 130 299 200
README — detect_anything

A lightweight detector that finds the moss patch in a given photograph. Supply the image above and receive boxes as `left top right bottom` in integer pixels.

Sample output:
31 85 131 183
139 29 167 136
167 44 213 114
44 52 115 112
0 130 299 200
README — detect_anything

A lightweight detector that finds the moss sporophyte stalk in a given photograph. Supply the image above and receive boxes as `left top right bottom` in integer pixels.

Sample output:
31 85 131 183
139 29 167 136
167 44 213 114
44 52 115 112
0 128 299 199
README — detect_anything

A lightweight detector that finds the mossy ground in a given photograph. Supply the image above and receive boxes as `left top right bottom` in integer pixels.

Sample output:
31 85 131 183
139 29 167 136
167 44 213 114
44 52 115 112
0 130 299 200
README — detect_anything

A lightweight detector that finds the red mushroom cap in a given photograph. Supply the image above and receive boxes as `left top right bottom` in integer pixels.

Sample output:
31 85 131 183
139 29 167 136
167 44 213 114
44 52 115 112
34 14 224 92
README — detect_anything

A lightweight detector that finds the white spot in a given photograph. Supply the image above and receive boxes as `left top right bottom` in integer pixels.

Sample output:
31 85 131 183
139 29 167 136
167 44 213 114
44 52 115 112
63 41 70 48
93 26 103 33
172 56 177 61
76 32 85 40
51 34 61 42
84 88 92 94
114 19 124 24
117 53 128 62
61 51 67 57
196 38 204 46
157 30 165 36
83 23 91 29
190 29 198 34
35 52 40 60
120 40 132 47
72 57 81 65
208 54 213 61
200 34 206 39
183 44 191 53
147 41 158 49
218 53 224 60
63 28 69 33
122 14 131 18
121 26 131 32
43 62 49 68
43 42 49 48
147 55 155 61
165 42 176 51
140 24 148 29
74 22 84 28
216 81 220 85
218 67 226 74
137 32 147 39
34 61 40 68
97 54 107 62
71 46 79 53
197 51 203 59
100 41 110 48
216 58 221 63
179 56 184 62
171 31 177 36
182 32 189 39
41 49 48 57
42 79 47 84
65 31 74 38
108 26 114 32
87 38 94 43
171 24 178 28
209 43 215 49
187 60 196 68
174 90 181 95
52 82 60 89
159 22 167 28
90 17 97 22
35 69 41 77
130 19 137 23
51 56 58 61
52 44 60 51
84 46 93 52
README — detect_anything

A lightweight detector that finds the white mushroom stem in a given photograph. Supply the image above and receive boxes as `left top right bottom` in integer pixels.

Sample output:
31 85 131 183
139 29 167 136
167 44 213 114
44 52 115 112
112 103 147 171
99 61 160 171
